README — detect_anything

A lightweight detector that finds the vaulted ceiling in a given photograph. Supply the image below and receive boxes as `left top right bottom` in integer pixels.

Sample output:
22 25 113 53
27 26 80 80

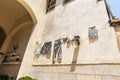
0 0 33 35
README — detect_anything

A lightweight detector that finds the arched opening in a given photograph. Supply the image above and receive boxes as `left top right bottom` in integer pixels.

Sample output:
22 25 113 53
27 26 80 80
17 0 37 24
0 0 37 79
0 27 6 49
7 22 33 62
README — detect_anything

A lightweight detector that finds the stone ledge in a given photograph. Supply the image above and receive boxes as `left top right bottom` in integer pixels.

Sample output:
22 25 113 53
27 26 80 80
1 62 21 65
32 62 120 66
110 18 120 26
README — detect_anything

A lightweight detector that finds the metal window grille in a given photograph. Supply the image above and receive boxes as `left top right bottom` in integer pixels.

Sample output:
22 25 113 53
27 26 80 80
46 0 56 12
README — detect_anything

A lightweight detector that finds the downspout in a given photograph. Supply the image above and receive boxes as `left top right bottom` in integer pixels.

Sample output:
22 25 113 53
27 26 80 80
104 0 116 20
104 0 111 20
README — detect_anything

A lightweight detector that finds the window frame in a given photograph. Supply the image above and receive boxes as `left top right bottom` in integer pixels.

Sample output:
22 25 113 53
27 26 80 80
46 0 56 13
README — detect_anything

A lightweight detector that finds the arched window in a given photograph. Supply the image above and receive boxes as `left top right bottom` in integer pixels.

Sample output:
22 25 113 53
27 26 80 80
0 27 6 49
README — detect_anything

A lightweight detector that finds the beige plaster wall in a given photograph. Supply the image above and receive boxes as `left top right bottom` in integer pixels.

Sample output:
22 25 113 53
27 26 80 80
17 0 120 80
30 64 120 80
35 0 120 64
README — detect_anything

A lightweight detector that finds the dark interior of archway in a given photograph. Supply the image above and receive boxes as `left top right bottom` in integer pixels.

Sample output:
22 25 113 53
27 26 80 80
0 27 6 49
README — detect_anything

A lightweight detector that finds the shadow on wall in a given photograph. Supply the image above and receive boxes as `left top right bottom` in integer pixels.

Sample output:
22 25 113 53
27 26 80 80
70 46 79 72
0 27 6 49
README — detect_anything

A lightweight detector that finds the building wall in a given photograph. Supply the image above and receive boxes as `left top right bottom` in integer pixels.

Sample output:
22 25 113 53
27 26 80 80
17 0 120 80
41 0 120 64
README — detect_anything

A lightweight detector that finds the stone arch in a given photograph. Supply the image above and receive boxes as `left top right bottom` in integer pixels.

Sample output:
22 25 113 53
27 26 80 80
0 1 37 79
0 21 34 79
1 22 33 53
9 22 33 38
17 0 37 24
0 0 37 52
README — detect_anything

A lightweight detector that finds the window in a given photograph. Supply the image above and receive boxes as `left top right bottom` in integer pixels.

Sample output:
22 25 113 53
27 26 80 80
46 0 56 12
63 0 73 4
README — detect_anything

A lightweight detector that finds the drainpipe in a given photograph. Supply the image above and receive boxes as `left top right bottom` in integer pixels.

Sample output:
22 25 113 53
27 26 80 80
104 0 116 20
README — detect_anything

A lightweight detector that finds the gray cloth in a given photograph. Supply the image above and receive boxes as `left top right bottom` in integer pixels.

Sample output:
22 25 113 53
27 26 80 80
41 41 52 54
34 45 42 54
89 26 98 39
53 39 62 63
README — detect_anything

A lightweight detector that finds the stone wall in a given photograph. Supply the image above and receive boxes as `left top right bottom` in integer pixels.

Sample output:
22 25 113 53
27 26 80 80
31 64 120 80
17 0 120 80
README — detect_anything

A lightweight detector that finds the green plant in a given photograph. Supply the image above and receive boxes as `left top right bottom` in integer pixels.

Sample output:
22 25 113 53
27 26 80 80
18 76 36 80
0 75 11 80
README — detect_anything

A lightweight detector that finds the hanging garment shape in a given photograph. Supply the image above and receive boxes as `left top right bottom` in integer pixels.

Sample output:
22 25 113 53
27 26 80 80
53 39 62 63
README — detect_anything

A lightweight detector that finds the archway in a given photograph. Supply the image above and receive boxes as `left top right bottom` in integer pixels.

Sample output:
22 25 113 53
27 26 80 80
17 0 37 24
0 0 37 79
